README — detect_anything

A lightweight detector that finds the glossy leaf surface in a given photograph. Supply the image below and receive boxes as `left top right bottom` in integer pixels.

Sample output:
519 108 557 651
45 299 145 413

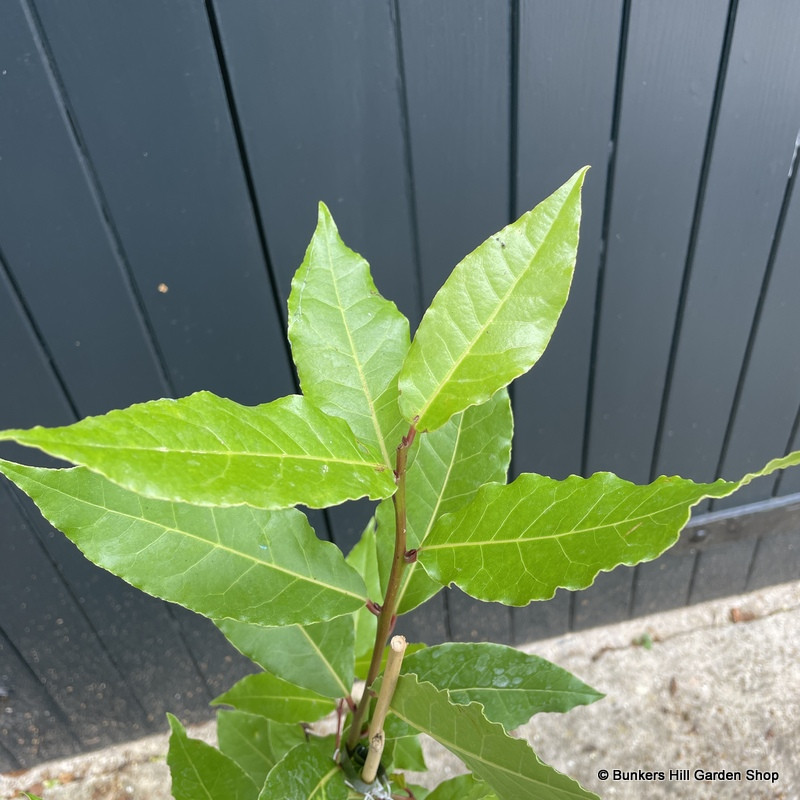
376 389 512 613
167 714 258 800
216 710 306 788
212 672 336 723
258 741 349 800
403 643 602 728
216 615 354 700
398 168 587 432
288 202 410 468
420 452 800 604
383 675 597 800
0 460 366 627
0 392 395 509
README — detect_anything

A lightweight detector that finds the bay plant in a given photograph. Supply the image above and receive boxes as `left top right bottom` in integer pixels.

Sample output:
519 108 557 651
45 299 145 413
1 167 797 799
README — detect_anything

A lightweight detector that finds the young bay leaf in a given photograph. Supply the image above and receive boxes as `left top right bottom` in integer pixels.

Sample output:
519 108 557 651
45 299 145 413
288 202 411 468
381 674 597 800
212 672 336 724
167 714 258 800
215 615 355 700
0 459 367 627
216 710 306 788
398 168 587 432
0 392 395 510
425 774 498 800
375 389 513 614
402 642 602 729
258 740 349 800
420 451 800 605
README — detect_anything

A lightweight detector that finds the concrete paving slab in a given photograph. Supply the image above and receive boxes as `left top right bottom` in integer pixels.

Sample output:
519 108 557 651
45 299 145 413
2 580 798 799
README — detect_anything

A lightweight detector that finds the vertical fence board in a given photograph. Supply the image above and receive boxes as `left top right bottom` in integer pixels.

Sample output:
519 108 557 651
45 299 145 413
0 629 81 769
571 566 634 630
716 175 800 507
0 1 166 417
746 532 800 591
631 552 697 618
513 0 622 480
0 484 148 753
447 589 513 645
587 0 728 482
209 1 415 549
211 0 420 325
33 0 293 405
688 539 758 604
398 0 511 305
656 0 800 486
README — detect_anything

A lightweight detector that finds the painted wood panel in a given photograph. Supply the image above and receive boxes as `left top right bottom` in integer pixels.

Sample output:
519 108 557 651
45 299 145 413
655 1 800 487
715 165 800 507
32 0 294 405
587 0 728 482
398 0 511 304
513 0 622 481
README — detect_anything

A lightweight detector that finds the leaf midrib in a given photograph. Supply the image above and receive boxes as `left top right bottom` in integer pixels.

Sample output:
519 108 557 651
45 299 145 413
422 494 706 551
8 436 386 471
12 466 366 602
412 198 571 426
390 694 586 796
322 232 394 469
298 624 350 697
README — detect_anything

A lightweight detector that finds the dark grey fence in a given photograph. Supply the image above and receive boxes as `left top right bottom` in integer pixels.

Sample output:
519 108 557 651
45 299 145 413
2 0 799 769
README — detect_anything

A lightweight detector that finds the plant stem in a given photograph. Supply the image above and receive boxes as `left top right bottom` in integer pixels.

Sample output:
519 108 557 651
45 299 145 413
361 635 407 783
347 424 416 750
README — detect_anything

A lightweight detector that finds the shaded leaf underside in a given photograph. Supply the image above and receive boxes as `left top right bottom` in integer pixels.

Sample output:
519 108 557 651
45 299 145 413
0 392 395 510
0 459 366 627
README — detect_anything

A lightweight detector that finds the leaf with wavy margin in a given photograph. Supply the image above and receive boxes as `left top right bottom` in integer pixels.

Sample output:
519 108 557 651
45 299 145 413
403 643 602 729
0 459 366 627
398 169 587 432
215 615 354 700
382 674 597 800
167 714 258 800
420 452 800 605
288 202 410 468
258 741 348 800
216 710 306 788
376 390 512 613
0 392 395 510
212 672 335 723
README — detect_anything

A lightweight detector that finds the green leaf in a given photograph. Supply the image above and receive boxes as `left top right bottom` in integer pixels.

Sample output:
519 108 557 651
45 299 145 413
383 733 427 772
382 674 597 800
376 389 513 613
167 714 258 800
21 794 45 800
217 710 306 788
420 452 800 605
258 740 349 800
0 460 366 627
403 643 602 729
288 202 411 468
212 672 336 723
345 518 381 661
398 168 588 432
216 615 355 700
426 774 498 800
0 392 395 510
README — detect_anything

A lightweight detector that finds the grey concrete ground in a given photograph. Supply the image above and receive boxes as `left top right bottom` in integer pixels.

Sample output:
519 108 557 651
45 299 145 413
2 580 798 800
